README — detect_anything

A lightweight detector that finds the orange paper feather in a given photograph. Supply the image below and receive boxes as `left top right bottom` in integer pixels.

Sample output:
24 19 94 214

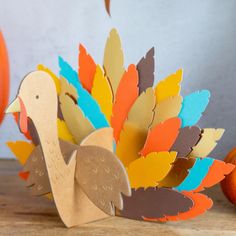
0 31 9 124
140 117 181 156
194 160 235 192
78 44 96 92
153 191 212 222
111 64 139 142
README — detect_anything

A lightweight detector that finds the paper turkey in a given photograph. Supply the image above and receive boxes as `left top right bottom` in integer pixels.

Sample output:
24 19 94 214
6 28 234 227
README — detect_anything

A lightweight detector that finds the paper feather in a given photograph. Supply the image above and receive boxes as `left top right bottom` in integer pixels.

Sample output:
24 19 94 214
137 47 154 95
158 158 195 188
91 65 113 123
59 77 94 144
140 117 181 156
194 160 235 192
189 128 224 158
155 69 182 103
7 141 35 165
171 126 201 157
78 44 96 92
119 187 193 220
59 56 109 128
103 28 125 96
151 95 183 127
175 157 214 192
116 88 155 166
127 152 177 188
111 64 139 142
178 90 210 127
156 191 212 222
57 118 75 143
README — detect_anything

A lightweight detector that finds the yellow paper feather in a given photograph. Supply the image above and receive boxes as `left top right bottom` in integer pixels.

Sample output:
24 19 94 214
91 65 113 123
7 141 35 165
37 64 61 94
116 88 156 166
188 128 224 158
57 118 75 143
103 28 125 96
127 152 177 188
59 78 94 144
155 69 182 103
151 95 183 127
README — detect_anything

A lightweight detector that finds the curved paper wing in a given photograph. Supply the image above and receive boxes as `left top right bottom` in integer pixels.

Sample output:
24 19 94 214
23 140 77 196
75 145 131 215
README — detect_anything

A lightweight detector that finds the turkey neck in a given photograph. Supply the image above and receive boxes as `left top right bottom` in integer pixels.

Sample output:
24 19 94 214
31 92 75 186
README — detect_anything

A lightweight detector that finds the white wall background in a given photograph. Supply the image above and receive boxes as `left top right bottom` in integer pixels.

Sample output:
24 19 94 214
0 0 235 159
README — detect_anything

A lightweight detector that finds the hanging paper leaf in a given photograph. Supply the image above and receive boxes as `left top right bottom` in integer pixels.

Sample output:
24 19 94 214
104 0 111 16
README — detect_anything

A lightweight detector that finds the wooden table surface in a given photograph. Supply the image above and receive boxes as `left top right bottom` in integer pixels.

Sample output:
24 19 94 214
0 160 236 236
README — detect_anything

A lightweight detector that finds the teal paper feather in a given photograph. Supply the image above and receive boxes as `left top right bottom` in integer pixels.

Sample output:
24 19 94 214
174 157 214 192
58 57 109 128
178 90 210 127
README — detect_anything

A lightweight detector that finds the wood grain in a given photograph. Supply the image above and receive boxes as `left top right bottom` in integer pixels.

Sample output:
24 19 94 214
0 160 236 236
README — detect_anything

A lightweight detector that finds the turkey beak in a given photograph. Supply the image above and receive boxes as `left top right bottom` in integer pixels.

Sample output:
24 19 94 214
5 97 21 113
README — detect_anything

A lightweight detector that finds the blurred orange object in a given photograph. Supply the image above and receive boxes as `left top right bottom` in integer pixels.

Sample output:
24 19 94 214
0 31 9 124
104 0 111 16
221 148 236 204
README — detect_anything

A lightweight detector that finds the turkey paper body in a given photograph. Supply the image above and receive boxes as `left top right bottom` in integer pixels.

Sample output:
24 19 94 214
6 28 235 227
6 71 131 227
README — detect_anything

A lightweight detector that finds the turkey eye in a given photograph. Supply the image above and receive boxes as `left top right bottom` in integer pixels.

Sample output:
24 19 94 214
35 95 39 99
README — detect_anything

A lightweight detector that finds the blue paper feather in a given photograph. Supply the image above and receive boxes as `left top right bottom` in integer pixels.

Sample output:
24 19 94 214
174 157 214 192
58 57 109 128
178 90 210 127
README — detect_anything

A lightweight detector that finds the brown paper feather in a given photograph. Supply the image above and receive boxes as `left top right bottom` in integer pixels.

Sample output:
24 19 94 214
118 187 193 220
137 47 155 94
171 126 201 157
